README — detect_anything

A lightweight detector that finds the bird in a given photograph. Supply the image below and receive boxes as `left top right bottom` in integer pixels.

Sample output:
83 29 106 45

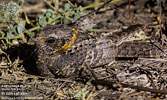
33 12 147 78
32 3 166 78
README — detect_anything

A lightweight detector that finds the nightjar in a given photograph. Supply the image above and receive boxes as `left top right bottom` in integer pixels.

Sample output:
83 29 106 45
33 12 147 78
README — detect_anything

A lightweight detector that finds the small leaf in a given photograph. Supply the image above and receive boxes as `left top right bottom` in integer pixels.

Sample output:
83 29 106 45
58 8 64 13
7 32 14 39
38 16 47 27
45 12 51 17
65 3 71 10
71 10 75 15
17 21 25 33
45 9 54 17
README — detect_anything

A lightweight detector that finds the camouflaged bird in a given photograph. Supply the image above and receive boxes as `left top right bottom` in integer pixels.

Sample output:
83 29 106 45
33 12 166 78
33 13 115 77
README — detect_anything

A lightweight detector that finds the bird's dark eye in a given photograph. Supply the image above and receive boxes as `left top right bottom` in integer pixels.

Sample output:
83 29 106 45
61 39 66 45
46 38 55 43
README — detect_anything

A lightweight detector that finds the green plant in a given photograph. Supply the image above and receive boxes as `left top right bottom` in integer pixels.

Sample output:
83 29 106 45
0 1 26 46
37 3 85 27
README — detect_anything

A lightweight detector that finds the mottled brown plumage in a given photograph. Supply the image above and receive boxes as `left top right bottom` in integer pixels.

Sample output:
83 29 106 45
33 12 165 78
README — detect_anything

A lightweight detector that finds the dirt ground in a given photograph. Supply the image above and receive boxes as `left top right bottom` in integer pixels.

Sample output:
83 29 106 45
0 0 167 100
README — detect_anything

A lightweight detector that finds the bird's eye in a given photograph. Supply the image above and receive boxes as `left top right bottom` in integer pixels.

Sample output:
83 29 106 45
46 38 55 43
61 39 66 45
